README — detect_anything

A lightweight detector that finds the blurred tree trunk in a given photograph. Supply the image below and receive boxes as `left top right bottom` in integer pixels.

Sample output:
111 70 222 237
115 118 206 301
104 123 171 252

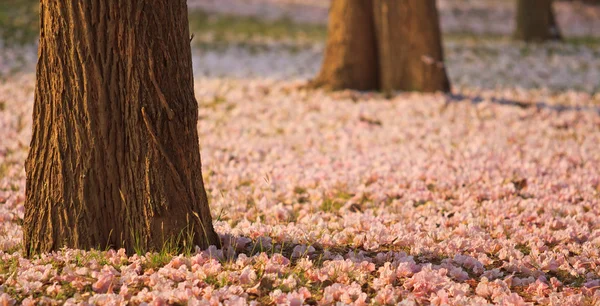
24 0 220 256
309 0 379 91
373 0 450 93
514 0 562 42
311 0 450 93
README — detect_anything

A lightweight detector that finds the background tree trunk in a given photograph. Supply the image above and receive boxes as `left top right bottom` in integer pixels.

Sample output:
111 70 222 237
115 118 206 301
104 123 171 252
312 0 450 93
514 0 562 42
24 0 220 256
373 0 450 93
310 0 379 91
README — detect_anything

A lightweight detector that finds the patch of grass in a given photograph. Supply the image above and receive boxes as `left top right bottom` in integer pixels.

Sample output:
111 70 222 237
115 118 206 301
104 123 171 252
0 0 38 46
0 254 19 276
565 36 600 47
130 221 198 270
444 31 600 47
294 186 307 195
320 197 343 213
85 250 114 267
515 243 531 256
53 282 79 301
141 231 193 270
238 180 252 187
2 243 22 254
319 189 370 213
335 190 353 202
547 270 588 287
294 186 310 204
0 162 8 180
201 95 227 109
413 199 431 208
188 10 327 44
144 251 174 271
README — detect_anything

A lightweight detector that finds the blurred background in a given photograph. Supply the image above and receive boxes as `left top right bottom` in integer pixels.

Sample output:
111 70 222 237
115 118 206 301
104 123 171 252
1 0 599 92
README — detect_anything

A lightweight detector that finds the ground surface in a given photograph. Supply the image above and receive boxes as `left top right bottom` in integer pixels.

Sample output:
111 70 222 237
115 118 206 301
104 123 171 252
1 1 600 305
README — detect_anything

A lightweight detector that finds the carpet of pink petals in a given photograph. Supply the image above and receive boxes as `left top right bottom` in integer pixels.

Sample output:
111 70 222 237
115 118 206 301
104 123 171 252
2 23 600 306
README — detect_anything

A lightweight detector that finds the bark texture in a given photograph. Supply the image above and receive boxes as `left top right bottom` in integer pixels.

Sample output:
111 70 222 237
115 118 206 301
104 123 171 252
312 0 450 93
514 0 562 42
310 0 379 91
373 0 450 93
24 0 220 256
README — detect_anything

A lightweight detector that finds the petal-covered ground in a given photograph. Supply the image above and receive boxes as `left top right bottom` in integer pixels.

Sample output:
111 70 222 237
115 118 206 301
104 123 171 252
1 36 600 304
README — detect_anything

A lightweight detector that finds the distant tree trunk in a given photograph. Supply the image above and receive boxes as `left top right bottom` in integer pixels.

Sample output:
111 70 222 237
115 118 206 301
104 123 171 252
311 0 450 93
373 0 450 93
24 0 220 256
309 0 379 91
514 0 562 42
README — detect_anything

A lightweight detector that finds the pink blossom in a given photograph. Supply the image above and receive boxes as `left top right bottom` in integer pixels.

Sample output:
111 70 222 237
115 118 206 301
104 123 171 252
238 266 257 285
0 293 16 306
92 273 116 293
430 289 451 306
373 285 401 304
321 282 366 305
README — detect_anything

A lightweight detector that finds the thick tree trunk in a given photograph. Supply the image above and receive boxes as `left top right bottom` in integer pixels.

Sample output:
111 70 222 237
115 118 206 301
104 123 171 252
514 0 562 42
373 0 450 93
24 0 220 256
311 0 450 93
310 0 379 91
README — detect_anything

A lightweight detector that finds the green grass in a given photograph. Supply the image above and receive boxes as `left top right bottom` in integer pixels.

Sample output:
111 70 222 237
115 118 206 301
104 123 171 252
319 189 355 212
188 10 327 44
0 162 8 180
445 31 600 46
515 243 532 256
0 0 38 45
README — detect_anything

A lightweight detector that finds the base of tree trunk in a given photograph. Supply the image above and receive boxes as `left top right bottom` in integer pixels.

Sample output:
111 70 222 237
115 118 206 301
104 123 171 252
311 0 450 93
514 0 562 42
24 0 221 256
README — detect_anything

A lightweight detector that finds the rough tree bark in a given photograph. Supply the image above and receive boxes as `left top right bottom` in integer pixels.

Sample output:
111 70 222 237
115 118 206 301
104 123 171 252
24 0 220 256
311 0 450 93
514 0 562 42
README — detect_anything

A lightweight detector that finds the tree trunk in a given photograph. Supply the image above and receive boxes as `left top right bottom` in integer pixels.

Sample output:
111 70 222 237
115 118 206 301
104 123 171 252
373 0 450 93
24 0 220 256
310 0 379 91
548 5 562 40
311 0 450 93
514 0 562 42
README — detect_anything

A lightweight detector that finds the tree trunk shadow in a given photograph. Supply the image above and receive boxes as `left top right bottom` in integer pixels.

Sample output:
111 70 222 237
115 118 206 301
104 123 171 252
446 93 600 114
